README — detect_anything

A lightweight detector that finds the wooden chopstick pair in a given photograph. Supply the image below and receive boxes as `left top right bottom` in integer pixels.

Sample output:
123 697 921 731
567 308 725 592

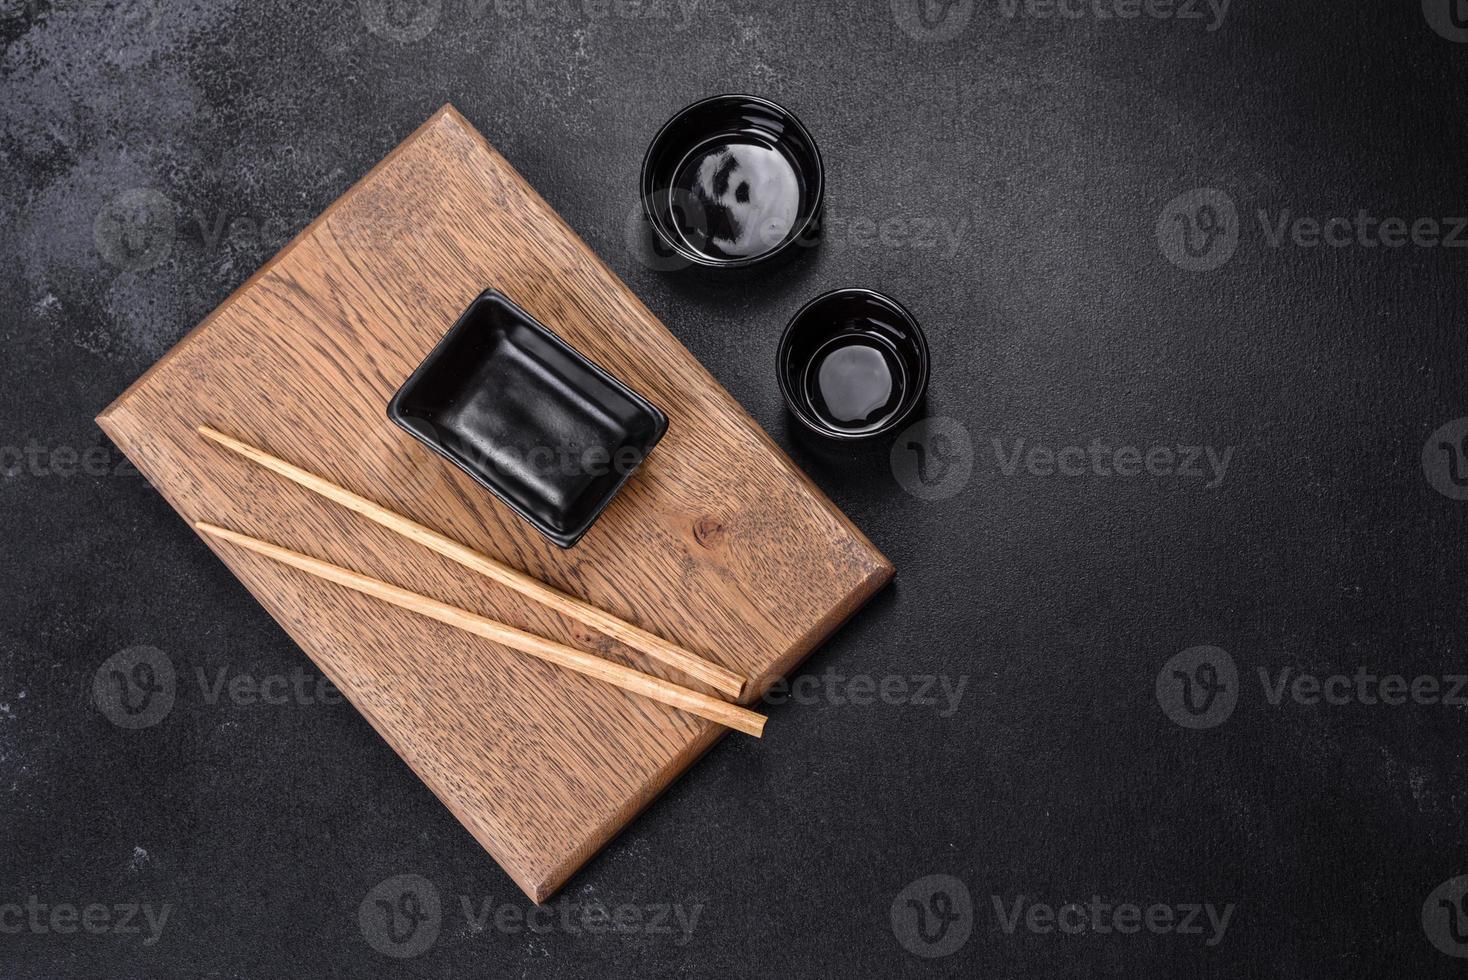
195 426 764 738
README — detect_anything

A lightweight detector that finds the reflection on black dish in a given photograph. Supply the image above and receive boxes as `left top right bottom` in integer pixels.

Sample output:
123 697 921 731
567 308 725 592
804 333 907 435
671 138 801 260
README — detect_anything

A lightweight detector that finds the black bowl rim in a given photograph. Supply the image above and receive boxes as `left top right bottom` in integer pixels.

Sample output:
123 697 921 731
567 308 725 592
776 287 931 442
386 287 670 549
639 93 825 270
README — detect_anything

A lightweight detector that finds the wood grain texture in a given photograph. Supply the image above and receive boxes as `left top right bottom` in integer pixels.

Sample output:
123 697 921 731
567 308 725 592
96 105 893 903
195 424 748 699
193 523 768 737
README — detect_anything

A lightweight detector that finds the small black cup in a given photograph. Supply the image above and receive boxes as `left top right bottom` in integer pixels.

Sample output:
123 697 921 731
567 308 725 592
778 289 930 442
640 95 824 270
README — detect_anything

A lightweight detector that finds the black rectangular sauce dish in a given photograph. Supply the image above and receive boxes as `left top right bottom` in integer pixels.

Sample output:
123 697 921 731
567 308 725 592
387 289 669 549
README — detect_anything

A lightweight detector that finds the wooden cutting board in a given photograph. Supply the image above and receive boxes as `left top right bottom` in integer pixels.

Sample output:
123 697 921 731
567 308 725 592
97 105 893 903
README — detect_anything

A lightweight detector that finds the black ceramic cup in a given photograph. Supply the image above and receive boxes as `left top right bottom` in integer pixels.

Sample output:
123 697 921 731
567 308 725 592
777 289 930 442
640 95 823 270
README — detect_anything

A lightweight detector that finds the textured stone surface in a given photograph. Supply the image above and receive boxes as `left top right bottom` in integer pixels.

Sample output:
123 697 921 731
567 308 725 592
4 0 1468 975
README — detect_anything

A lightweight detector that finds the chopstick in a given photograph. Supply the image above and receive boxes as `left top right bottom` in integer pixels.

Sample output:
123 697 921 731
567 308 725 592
195 522 766 737
196 425 747 699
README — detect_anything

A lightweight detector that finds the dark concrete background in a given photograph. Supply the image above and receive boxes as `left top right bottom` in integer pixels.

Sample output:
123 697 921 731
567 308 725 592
5 0 1468 976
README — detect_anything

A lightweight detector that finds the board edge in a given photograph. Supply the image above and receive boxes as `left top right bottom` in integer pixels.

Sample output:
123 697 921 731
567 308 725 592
97 103 466 431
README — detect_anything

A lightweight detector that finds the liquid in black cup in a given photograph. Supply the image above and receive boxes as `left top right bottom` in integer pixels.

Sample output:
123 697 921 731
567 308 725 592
642 95 823 269
671 138 802 262
778 289 930 441
805 334 908 432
